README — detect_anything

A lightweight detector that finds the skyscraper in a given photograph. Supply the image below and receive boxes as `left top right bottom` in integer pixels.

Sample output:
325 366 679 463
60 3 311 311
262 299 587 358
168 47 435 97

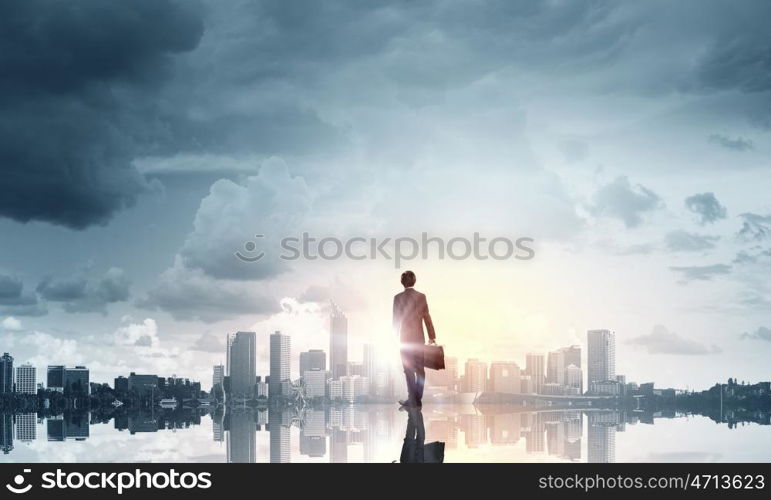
269 408 291 463
15 413 36 442
303 369 327 399
547 349 566 385
65 366 89 396
565 364 583 395
47 365 66 392
587 329 616 393
563 345 582 393
463 359 487 393
489 362 521 394
362 343 375 393
0 413 12 454
212 364 225 390
227 411 256 463
269 331 290 397
329 303 348 379
228 331 256 397
525 353 545 394
299 349 326 375
0 353 13 394
15 363 36 395
563 345 581 371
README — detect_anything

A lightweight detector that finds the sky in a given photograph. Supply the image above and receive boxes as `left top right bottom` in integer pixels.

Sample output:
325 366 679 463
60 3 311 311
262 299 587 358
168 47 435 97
1 0 771 391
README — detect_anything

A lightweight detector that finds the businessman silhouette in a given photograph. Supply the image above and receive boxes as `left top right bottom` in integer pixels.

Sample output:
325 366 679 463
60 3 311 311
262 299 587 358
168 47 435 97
392 270 436 408
399 407 445 463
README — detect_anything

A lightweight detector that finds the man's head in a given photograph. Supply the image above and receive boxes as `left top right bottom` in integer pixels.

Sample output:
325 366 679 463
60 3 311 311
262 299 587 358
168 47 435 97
401 270 416 288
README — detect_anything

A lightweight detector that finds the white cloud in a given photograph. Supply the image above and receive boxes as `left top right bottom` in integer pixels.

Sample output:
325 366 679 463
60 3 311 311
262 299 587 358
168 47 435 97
1 316 21 331
114 318 160 348
179 157 312 280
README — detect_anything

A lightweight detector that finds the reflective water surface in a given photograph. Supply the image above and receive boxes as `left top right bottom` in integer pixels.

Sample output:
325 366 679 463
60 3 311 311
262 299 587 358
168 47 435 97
1 405 769 463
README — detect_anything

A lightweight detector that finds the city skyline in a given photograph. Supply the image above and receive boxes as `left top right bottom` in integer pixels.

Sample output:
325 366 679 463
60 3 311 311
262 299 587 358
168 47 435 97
0 321 760 394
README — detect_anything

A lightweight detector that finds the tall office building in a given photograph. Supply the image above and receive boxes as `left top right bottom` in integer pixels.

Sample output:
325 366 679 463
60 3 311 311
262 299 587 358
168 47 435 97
546 349 566 385
462 359 488 393
563 345 581 371
426 355 457 389
127 372 158 397
303 369 327 399
299 350 326 375
300 409 326 458
0 413 12 454
547 345 582 391
47 365 66 392
269 331 290 397
228 331 256 397
0 353 13 394
587 412 618 463
269 408 290 463
227 411 256 463
212 364 225 390
563 345 582 393
489 362 521 394
525 353 545 394
587 329 616 392
15 363 36 395
362 343 376 393
329 303 348 379
565 364 583 395
15 413 36 442
65 366 89 396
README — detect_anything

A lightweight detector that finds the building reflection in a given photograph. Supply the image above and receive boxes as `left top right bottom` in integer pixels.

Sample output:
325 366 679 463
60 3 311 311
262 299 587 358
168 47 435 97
3 405 764 462
1 413 12 454
226 410 257 463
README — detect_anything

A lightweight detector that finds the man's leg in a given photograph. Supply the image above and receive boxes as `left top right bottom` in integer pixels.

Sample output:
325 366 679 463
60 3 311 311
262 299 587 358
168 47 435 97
415 363 425 402
401 348 417 403
413 347 425 403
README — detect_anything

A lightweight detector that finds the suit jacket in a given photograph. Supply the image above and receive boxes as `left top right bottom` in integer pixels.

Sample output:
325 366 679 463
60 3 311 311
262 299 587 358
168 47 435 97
392 287 436 344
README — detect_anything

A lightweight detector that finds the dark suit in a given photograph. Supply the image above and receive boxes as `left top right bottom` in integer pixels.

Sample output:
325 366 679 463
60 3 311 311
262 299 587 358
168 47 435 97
393 287 436 404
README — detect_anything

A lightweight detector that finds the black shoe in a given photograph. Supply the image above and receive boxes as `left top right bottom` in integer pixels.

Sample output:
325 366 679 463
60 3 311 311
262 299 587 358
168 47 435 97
398 399 411 407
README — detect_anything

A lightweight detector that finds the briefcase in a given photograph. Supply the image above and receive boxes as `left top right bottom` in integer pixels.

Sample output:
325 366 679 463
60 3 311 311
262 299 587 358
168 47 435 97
423 441 446 463
423 344 445 370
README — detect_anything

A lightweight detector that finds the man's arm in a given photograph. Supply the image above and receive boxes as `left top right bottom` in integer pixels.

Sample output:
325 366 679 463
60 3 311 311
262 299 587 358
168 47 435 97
422 295 436 343
392 295 400 335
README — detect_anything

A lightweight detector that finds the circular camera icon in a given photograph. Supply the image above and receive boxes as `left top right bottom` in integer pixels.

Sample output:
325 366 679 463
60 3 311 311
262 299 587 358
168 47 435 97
235 234 265 262
6 469 32 494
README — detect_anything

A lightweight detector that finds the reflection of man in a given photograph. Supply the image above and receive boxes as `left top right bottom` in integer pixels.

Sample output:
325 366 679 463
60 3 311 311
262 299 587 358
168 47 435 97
392 270 436 408
399 407 445 464
400 407 425 463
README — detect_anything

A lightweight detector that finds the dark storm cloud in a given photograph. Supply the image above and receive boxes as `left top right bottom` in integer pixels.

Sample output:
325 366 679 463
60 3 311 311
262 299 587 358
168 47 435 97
36 268 130 314
684 193 727 225
695 26 771 94
628 325 721 355
0 274 46 316
0 0 203 229
589 176 662 228
669 263 731 283
0 275 23 300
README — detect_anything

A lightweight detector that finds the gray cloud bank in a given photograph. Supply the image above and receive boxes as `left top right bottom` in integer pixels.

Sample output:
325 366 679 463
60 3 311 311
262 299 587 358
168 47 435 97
628 325 721 355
